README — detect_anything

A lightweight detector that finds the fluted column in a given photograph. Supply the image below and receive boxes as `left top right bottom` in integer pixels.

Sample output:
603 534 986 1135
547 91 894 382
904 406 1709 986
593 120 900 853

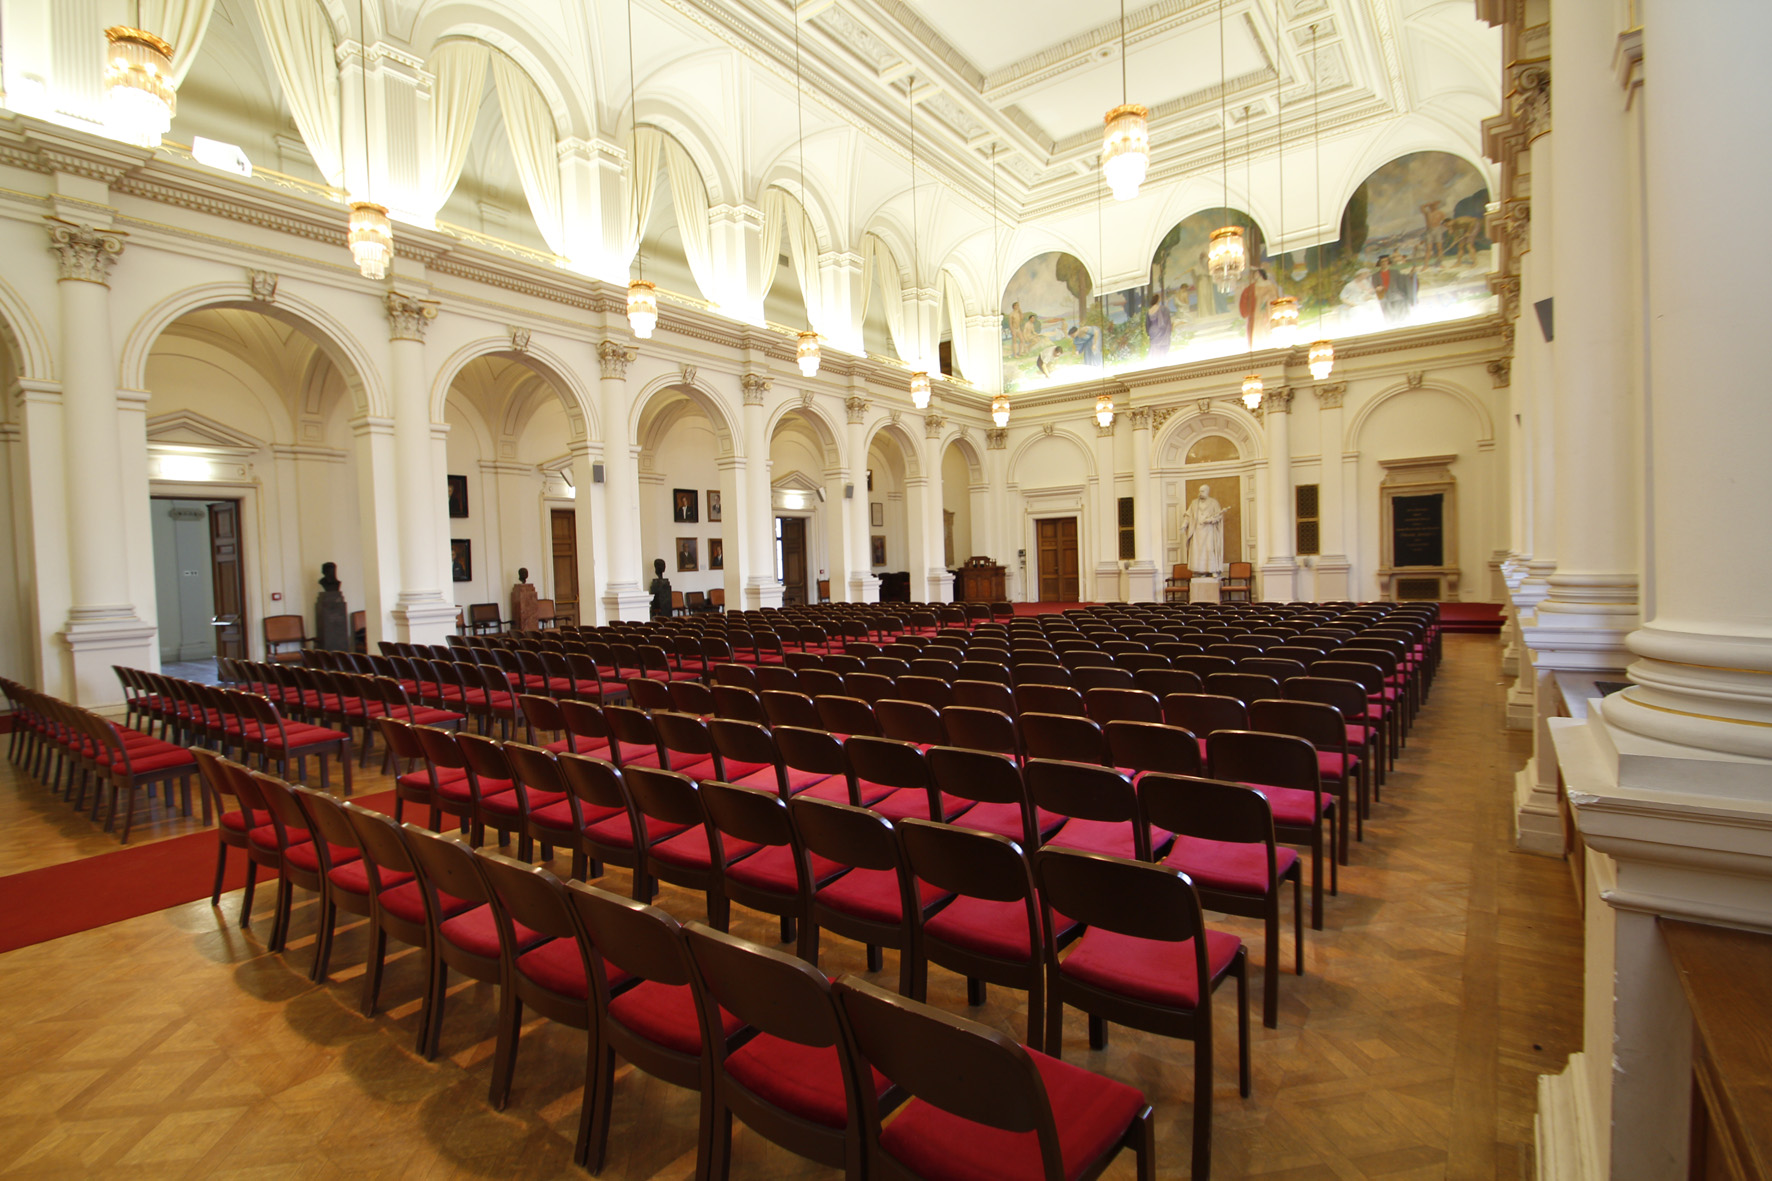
382 293 455 644
845 396 878 602
1126 409 1160 602
1260 386 1297 601
47 218 155 704
1530 0 1640 671
1313 383 1351 599
741 374 784 609
597 341 650 622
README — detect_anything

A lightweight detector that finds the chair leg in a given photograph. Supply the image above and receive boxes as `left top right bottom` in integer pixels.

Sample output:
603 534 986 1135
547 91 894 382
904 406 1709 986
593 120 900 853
240 862 259 927
1190 1016 1213 1181
1263 895 1279 1029
1132 1106 1156 1181
341 745 353 797
1310 832 1324 931
1293 869 1305 975
311 897 337 982
579 1037 617 1172
488 992 523 1109
268 876 293 953
421 957 449 1061
1235 953 1251 1098
211 843 229 907
361 929 387 1017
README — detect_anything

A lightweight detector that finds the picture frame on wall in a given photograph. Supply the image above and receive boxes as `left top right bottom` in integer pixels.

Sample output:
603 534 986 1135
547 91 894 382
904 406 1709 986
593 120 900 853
451 538 472 582
871 536 886 566
447 474 469 518
677 537 699 571
870 501 884 527
708 490 722 522
673 489 698 523
709 538 723 569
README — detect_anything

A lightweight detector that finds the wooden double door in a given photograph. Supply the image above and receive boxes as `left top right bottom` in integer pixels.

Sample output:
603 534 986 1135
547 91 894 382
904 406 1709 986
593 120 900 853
1035 517 1080 602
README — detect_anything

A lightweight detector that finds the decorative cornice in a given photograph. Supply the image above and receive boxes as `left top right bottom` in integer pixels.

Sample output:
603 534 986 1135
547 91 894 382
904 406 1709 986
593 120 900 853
845 395 871 425
46 219 126 285
1513 61 1551 141
597 340 636 378
741 373 771 405
385 292 438 341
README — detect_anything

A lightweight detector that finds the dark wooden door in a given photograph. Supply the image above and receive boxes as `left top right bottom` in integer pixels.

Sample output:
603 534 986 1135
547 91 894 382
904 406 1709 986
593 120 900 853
208 500 246 660
1036 517 1079 602
779 516 808 606
550 509 579 626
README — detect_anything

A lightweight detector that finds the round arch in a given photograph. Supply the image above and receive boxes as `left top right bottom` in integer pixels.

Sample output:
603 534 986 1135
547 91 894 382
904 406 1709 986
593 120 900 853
1006 426 1096 484
120 281 385 418
940 431 985 482
1346 377 1494 452
757 166 840 255
628 373 738 456
1154 404 1266 468
429 336 597 439
0 272 53 383
767 399 844 471
861 418 923 482
628 102 736 210
411 10 596 139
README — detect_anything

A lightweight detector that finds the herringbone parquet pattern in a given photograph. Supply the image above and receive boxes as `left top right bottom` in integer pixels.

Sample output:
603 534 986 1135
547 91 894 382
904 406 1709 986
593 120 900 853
0 634 1581 1178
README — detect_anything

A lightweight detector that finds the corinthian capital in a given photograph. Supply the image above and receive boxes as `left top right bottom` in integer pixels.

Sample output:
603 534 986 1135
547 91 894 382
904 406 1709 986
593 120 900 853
597 340 636 378
1265 386 1294 413
845 395 870 424
46 219 125 285
741 374 771 406
385 292 438 341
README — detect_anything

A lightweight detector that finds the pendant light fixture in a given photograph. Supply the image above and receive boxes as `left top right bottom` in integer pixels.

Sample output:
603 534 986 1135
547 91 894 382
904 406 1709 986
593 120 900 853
1092 171 1113 430
104 2 176 149
792 9 821 377
1242 372 1264 411
907 79 930 409
1307 22 1334 380
346 0 391 279
1208 0 1246 294
1267 0 1299 350
989 144 1011 429
625 0 657 338
1101 0 1148 202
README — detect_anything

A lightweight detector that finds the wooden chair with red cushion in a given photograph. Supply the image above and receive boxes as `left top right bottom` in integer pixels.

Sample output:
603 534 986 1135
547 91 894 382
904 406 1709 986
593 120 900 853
1161 692 1249 765
251 771 357 974
1024 758 1171 862
761 689 823 732
875 697 947 750
844 734 972 825
773 725 868 806
1019 711 1111 767
683 921 882 1179
1286 673 1385 797
1031 847 1247 1180
1082 687 1162 727
1013 682 1085 718
193 748 262 908
1207 729 1335 931
698 779 844 944
926 745 1064 848
1104 718 1204 782
1252 697 1361 860
816 694 883 740
1140 773 1302 1031
338 803 433 1021
649 710 720 780
623 764 758 931
454 731 526 853
833 974 1155 1181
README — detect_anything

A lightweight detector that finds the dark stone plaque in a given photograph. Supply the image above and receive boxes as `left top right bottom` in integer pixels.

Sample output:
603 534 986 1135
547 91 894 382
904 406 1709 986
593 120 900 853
1392 493 1444 567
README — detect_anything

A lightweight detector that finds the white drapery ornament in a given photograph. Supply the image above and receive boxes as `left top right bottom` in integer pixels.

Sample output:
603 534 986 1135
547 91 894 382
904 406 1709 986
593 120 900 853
862 234 911 363
416 40 488 222
139 0 216 87
491 51 566 257
252 0 343 185
661 136 717 304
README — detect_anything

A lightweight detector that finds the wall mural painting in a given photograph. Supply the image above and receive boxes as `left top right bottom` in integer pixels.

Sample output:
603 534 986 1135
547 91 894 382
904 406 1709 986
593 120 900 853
999 152 1494 394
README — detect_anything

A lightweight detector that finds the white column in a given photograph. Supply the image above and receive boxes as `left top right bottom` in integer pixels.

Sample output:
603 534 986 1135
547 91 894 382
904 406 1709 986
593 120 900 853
1312 383 1351 599
1516 124 1557 617
1125 408 1160 602
352 416 400 648
558 137 629 283
567 443 602 627
1260 386 1297 602
741 374 784 610
921 412 953 602
1093 417 1121 601
1529 0 1639 672
823 252 868 357
596 341 650 622
383 293 456 645
45 218 154 706
845 395 878 602
985 428 1016 598
709 203 766 323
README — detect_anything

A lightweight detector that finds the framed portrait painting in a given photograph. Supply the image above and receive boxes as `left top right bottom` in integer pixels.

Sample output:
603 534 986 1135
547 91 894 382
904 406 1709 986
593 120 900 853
450 538 472 582
708 490 722 522
673 489 698 523
676 537 699 571
871 536 886 567
447 474 469 519
709 538 724 570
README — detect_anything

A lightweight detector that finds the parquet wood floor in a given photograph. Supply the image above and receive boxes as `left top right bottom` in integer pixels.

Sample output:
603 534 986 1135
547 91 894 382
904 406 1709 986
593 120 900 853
0 634 1581 1178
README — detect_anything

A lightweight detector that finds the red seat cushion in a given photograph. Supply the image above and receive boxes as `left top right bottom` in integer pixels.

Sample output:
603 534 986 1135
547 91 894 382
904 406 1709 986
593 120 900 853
1163 836 1298 894
952 802 1067 843
922 895 1076 963
438 905 547 959
607 980 742 1056
783 767 841 796
481 789 566 820
649 825 759 871
724 1034 888 1128
664 754 717 781
817 869 949 925
285 841 362 873
725 844 844 893
720 758 775 784
379 882 475 926
614 741 662 768
879 1049 1145 1181
870 790 976 824
248 824 311 852
1040 818 1138 861
1238 782 1329 826
328 861 413 896
219 808 270 833
1316 751 1358 778
1059 926 1243 1009
516 938 589 1000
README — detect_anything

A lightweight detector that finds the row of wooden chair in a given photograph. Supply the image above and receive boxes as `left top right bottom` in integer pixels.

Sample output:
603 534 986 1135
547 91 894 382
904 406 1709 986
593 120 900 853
1 676 197 843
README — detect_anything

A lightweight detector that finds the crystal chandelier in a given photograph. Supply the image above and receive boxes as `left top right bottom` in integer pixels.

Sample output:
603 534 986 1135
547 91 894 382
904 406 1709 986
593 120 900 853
347 201 392 279
1242 373 1264 411
991 391 1011 428
1095 389 1114 429
1269 295 1299 347
797 331 821 377
627 281 658 339
910 370 931 409
104 26 176 148
1309 338 1335 381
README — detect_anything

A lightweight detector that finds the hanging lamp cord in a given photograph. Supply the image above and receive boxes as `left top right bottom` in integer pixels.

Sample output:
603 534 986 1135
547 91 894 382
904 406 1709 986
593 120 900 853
628 0 643 284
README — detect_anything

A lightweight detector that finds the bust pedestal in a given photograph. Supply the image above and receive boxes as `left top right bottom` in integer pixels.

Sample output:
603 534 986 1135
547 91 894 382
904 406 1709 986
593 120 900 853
315 591 349 651
1189 576 1221 604
510 582 539 632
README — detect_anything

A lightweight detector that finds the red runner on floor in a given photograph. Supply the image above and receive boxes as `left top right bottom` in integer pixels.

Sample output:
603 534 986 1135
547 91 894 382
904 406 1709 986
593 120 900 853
0 789 401 954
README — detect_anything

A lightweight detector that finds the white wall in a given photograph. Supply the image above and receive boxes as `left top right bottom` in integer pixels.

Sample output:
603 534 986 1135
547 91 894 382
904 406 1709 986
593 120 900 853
149 500 216 662
642 410 727 597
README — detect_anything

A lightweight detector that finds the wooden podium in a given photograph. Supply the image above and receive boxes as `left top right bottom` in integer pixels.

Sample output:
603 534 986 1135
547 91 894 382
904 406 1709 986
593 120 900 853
956 556 1006 603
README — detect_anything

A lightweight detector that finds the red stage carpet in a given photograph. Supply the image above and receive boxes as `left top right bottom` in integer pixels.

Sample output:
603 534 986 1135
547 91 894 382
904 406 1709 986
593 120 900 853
1438 601 1504 633
1013 602 1097 615
0 789 401 954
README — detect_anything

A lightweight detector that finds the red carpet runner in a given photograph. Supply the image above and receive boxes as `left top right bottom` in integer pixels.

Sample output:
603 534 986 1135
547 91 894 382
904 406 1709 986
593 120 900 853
0 789 401 954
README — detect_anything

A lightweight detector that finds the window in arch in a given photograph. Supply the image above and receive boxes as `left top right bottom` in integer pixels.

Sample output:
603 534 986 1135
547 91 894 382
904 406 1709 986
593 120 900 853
1185 435 1239 465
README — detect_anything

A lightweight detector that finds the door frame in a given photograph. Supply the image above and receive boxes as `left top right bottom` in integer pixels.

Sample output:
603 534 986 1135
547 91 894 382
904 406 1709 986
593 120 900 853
149 481 265 664
774 511 814 605
1019 486 1088 603
1031 513 1082 603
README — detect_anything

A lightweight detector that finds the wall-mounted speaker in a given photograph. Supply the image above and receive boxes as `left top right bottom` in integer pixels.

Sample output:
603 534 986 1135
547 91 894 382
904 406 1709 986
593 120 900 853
815 487 827 502
844 484 854 499
591 464 605 484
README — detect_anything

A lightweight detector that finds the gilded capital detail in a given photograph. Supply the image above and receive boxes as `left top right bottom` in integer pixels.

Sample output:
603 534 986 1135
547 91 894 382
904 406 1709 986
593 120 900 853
741 374 771 405
923 412 945 439
385 292 438 341
985 428 1007 450
1129 407 1153 431
1314 382 1347 409
845 395 870 424
1266 386 1294 413
1488 358 1512 387
597 339 636 378
46 220 125 285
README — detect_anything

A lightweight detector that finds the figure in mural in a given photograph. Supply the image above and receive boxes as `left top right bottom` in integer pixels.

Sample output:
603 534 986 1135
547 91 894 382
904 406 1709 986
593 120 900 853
1182 485 1226 577
1067 322 1100 366
1145 295 1173 359
1239 267 1280 348
648 558 673 618
1419 199 1450 265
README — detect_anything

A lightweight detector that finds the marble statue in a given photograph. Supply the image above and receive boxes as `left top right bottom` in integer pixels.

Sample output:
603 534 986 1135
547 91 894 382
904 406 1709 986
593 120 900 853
1182 485 1226 576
